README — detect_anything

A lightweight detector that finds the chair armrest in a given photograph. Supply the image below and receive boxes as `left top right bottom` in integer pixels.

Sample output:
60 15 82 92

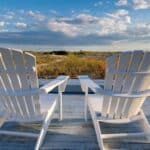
96 90 150 98
40 76 69 94
78 75 150 98
94 79 104 86
78 75 103 93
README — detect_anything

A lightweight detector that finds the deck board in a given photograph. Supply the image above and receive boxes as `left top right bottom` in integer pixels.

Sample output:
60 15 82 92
0 94 150 149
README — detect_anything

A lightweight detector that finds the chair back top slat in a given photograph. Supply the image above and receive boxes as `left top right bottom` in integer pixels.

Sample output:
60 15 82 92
104 54 118 91
24 52 39 88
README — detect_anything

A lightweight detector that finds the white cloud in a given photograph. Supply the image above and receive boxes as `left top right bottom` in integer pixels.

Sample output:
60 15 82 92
7 11 15 16
76 14 98 24
46 9 132 37
50 9 58 15
132 0 150 10
116 0 128 6
71 10 75 13
0 21 5 27
28 10 46 21
2 11 15 20
0 29 8 32
4 15 13 19
136 23 150 36
46 14 99 36
15 22 27 28
0 9 132 38
125 16 131 24
106 9 128 18
48 20 80 37
6 11 15 19
94 1 103 7
98 10 131 35
137 23 150 29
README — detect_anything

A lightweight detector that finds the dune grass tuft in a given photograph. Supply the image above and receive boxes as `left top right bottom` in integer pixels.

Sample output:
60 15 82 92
28 51 115 79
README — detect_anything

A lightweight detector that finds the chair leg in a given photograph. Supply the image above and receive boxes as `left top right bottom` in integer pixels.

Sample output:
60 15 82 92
0 118 6 127
35 121 49 150
84 86 88 121
88 103 105 150
139 110 150 140
58 87 63 121
35 99 57 150
84 96 88 121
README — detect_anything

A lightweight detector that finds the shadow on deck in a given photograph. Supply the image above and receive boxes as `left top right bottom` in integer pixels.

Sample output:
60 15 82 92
0 94 150 150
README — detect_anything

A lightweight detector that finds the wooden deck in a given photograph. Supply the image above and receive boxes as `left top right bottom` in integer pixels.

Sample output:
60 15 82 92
0 94 150 150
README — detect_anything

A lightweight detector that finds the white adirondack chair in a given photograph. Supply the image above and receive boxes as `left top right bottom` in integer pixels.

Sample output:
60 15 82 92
0 48 69 150
79 51 150 150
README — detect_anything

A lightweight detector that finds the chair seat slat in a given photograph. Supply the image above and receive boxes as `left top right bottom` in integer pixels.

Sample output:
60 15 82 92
0 88 39 96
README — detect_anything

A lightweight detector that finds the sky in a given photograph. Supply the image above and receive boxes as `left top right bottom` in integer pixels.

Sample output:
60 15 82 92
0 0 150 51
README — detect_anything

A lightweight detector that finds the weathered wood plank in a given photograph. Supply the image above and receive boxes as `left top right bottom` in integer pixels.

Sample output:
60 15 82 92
0 94 149 149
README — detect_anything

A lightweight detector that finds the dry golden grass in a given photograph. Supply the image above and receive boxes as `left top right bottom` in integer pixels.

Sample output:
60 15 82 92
29 51 114 79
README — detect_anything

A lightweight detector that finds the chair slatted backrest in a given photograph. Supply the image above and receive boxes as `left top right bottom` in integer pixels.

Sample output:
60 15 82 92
0 48 41 121
102 51 150 119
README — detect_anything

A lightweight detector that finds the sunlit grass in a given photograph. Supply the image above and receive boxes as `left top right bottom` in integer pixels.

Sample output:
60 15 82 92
29 51 115 79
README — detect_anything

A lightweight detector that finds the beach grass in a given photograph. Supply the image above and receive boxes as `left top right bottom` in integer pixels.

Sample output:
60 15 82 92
28 51 115 79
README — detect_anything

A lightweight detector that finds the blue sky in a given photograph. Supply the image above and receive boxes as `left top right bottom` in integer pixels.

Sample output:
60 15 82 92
0 0 150 51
